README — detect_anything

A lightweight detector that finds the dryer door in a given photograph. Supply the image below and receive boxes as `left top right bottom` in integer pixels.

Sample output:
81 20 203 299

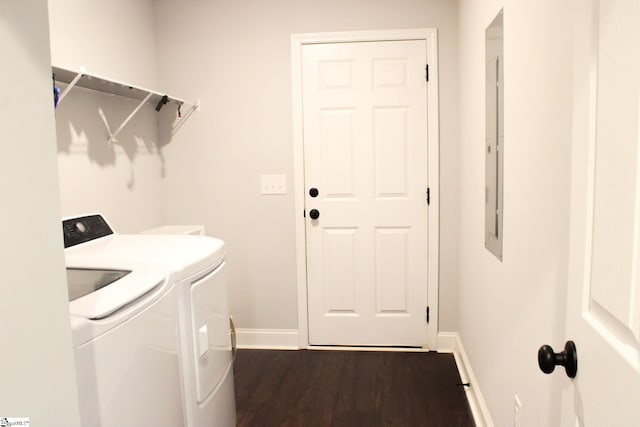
189 262 232 402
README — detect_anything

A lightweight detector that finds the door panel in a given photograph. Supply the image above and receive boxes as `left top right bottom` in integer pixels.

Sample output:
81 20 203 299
375 227 410 314
302 40 428 346
589 0 640 339
320 109 356 197
565 0 640 424
374 107 410 197
323 227 358 314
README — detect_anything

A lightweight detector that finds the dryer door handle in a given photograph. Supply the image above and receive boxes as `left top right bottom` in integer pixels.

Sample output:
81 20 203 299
198 324 209 358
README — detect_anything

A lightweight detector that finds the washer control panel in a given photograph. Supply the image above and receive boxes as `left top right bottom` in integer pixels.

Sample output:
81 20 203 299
63 214 114 248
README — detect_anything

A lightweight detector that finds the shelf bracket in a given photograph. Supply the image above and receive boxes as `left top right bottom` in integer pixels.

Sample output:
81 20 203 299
101 93 153 144
56 72 83 106
171 102 199 136
98 108 114 141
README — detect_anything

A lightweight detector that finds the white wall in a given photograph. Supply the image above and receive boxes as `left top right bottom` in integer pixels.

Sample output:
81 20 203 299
456 0 573 425
48 0 159 88
54 87 166 233
0 1 80 424
49 0 168 233
152 0 460 332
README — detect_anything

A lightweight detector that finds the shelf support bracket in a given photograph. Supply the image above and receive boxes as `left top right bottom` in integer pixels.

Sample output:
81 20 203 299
57 72 83 106
171 102 199 136
98 108 115 142
101 93 153 144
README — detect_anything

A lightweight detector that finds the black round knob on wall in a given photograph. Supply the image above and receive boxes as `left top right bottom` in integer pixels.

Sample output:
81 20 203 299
309 187 319 198
309 209 320 220
538 341 578 378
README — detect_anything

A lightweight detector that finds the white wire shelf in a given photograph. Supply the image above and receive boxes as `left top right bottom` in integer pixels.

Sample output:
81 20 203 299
52 66 198 143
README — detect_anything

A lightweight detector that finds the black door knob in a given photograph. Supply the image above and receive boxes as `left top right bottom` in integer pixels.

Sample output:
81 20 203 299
309 187 319 198
309 209 320 220
538 341 577 378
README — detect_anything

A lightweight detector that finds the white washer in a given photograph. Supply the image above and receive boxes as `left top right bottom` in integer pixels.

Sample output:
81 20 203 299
64 223 183 426
64 215 236 427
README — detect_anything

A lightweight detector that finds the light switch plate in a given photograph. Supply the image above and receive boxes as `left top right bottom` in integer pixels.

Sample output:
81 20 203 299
260 174 287 195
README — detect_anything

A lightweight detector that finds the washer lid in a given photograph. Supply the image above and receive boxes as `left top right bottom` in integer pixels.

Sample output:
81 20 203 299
67 265 167 320
65 234 225 281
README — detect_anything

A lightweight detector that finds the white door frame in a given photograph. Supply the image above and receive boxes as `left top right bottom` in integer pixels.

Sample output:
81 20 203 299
291 29 440 349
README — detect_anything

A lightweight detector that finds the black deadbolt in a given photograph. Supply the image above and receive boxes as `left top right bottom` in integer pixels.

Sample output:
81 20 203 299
309 209 320 220
538 341 577 378
309 187 319 198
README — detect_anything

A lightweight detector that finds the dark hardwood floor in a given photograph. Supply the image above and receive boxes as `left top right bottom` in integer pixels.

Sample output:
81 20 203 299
234 349 475 427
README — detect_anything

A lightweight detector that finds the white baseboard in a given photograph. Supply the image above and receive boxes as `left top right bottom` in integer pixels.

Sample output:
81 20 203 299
436 331 458 353
308 346 430 352
235 328 300 350
451 333 494 427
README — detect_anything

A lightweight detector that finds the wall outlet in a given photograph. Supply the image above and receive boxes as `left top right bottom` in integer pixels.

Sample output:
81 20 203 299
514 395 522 427
260 174 287 195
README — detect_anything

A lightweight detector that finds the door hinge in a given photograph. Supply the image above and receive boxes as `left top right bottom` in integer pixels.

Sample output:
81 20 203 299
303 209 306 218
426 306 430 323
426 187 431 205
426 64 429 82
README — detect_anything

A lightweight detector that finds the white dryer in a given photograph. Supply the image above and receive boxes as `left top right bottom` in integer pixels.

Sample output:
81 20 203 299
64 215 236 427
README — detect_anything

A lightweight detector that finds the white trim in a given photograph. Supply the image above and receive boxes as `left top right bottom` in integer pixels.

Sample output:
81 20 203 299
235 329 300 350
436 331 458 353
452 333 494 427
435 332 494 426
425 30 441 349
307 346 430 352
291 28 440 349
291 28 437 45
291 32 309 348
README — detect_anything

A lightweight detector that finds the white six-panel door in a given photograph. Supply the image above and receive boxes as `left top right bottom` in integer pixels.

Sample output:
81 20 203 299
564 0 640 424
302 40 429 346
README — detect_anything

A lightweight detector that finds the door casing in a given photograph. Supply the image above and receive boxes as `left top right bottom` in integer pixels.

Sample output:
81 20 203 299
291 29 440 349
